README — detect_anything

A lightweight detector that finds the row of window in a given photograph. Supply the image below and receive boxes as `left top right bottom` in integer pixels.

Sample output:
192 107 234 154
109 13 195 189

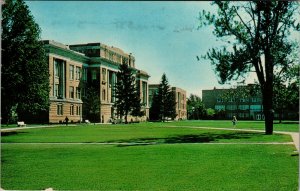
69 86 81 99
217 97 262 103
215 104 262 111
54 60 88 81
57 104 81 116
69 65 84 81
54 85 81 99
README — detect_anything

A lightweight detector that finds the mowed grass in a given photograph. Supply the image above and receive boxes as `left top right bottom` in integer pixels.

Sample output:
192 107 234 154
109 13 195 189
166 120 299 132
1 123 293 143
1 144 298 190
1 122 299 190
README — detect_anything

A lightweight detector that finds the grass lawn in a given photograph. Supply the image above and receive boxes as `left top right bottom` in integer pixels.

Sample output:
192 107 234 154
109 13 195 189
1 124 293 143
166 120 299 132
1 122 298 190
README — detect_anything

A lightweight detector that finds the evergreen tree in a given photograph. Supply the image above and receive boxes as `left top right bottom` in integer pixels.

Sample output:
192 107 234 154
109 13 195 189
199 2 300 134
114 64 141 123
2 0 50 123
150 74 176 121
131 90 144 119
149 91 161 121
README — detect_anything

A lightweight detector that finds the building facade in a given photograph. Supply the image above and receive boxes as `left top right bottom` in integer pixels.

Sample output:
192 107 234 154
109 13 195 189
202 85 264 120
149 84 187 120
45 40 150 123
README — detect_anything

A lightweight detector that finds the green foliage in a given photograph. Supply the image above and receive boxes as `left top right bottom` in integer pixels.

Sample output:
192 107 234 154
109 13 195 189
206 108 216 118
2 0 50 123
114 64 141 123
187 94 206 120
199 1 300 134
150 74 177 121
82 85 100 122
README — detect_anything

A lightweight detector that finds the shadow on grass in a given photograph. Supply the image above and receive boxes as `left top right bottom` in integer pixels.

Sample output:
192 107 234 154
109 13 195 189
1 131 28 136
115 132 263 147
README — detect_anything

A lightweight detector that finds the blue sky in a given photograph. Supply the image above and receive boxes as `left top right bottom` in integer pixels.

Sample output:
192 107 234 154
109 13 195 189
26 1 256 97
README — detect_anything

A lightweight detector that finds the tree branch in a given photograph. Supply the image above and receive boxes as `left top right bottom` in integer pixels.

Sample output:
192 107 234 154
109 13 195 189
234 5 254 40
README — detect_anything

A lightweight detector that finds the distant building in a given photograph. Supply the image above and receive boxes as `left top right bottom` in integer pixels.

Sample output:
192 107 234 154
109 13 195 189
202 85 264 120
44 40 150 123
149 84 187 120
172 87 187 120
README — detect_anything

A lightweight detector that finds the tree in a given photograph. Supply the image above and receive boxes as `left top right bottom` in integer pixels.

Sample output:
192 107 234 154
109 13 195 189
273 65 299 122
114 63 141 124
82 85 100 122
199 2 300 134
149 91 161 121
206 108 216 119
131 90 144 120
149 74 176 121
2 0 50 124
187 94 205 120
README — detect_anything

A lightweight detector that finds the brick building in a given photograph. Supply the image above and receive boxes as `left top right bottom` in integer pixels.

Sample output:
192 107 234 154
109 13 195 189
149 84 187 120
202 85 264 120
45 40 150 123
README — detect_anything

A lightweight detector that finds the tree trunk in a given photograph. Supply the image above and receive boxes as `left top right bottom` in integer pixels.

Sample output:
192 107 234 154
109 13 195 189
262 82 274 135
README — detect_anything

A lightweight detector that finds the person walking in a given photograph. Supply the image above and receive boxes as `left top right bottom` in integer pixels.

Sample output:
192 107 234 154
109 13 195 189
232 116 237 128
65 116 69 126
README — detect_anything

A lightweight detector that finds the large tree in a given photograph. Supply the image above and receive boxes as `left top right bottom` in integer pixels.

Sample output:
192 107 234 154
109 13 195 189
187 94 205 120
114 63 141 124
150 74 176 121
199 1 300 134
2 0 50 124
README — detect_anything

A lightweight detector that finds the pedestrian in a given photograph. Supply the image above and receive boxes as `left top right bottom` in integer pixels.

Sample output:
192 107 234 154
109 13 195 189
65 116 69 126
232 115 237 128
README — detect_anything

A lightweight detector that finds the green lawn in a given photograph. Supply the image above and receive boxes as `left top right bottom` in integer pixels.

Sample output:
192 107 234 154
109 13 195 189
1 122 298 190
1 124 293 143
167 120 299 132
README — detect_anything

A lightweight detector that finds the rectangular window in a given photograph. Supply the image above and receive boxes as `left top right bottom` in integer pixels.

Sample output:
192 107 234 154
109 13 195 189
215 105 225 111
76 67 81 80
92 70 97 80
102 68 106 81
69 86 74 98
69 65 74 80
102 89 106 101
142 81 147 105
57 104 63 115
76 106 81 115
55 60 60 77
226 105 237 110
238 105 250 110
82 68 87 81
250 105 262 111
76 87 81 99
70 105 74 115
55 84 59 97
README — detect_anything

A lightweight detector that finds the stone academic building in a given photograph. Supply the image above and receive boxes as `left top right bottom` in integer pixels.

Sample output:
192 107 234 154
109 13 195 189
44 40 150 123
